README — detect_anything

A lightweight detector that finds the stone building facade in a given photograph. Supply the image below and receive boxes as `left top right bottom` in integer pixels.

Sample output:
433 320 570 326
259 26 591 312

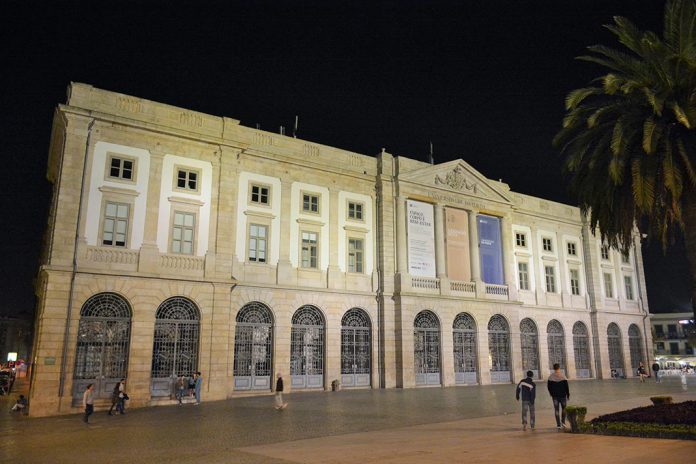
29 83 653 416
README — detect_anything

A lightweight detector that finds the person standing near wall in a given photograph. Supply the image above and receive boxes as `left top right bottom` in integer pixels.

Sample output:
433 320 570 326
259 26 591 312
274 373 288 410
83 384 94 424
194 372 202 405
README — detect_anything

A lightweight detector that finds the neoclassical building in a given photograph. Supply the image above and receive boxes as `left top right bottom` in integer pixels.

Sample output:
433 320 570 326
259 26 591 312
29 83 653 416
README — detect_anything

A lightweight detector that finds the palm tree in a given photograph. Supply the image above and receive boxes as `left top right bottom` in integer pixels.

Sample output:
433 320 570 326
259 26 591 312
554 0 696 323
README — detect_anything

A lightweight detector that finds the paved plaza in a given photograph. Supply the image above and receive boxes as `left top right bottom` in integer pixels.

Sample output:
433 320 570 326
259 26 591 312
1 378 695 463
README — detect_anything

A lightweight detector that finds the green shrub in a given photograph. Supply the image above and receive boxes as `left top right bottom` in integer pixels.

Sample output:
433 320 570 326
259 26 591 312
566 405 588 433
650 396 673 406
590 421 696 440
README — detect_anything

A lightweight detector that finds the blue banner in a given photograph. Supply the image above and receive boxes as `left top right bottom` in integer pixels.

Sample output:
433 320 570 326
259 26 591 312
477 215 504 284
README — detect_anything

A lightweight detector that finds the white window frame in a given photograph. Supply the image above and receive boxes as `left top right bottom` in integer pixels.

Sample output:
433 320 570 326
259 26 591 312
302 191 320 214
106 154 136 183
567 242 577 256
544 265 556 293
347 201 364 221
601 244 610 261
569 268 580 296
171 210 196 255
174 166 201 193
248 223 268 263
249 183 271 206
347 237 364 273
624 275 634 300
542 237 553 252
515 232 527 248
603 272 614 298
101 201 130 247
301 230 319 269
518 261 529 290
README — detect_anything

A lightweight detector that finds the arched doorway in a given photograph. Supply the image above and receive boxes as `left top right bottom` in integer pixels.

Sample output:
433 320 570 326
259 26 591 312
341 308 371 388
151 297 201 397
607 323 625 377
628 324 644 377
414 310 441 386
547 320 567 374
72 293 132 400
572 321 592 378
291 305 325 389
453 313 478 385
488 315 511 383
233 302 274 390
520 318 540 379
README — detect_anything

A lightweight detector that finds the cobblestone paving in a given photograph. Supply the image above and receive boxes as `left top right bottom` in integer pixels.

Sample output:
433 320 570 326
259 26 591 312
1 377 695 463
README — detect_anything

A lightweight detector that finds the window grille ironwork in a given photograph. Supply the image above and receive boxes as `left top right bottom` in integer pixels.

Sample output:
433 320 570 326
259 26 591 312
453 313 477 384
547 319 567 372
488 315 511 382
151 298 200 379
73 293 131 399
572 321 592 378
607 322 625 375
414 310 441 385
341 308 371 387
520 318 539 377
234 302 273 390
291 305 324 388
628 324 644 374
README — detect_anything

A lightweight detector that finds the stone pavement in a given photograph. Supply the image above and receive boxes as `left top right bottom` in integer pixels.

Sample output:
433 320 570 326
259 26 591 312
1 378 695 463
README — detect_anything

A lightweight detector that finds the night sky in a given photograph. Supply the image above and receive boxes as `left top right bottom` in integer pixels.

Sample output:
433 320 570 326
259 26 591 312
1 0 689 319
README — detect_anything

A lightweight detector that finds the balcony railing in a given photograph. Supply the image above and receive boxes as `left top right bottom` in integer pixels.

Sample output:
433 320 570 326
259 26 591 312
411 276 440 290
450 280 476 294
485 284 509 297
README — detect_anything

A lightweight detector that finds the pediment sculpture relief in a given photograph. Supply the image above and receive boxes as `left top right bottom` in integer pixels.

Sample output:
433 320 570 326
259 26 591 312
434 166 478 193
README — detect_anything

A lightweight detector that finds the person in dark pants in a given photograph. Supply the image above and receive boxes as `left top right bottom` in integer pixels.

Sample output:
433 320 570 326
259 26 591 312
652 362 661 383
547 363 570 430
83 384 94 424
108 382 119 415
516 370 536 431
194 372 202 405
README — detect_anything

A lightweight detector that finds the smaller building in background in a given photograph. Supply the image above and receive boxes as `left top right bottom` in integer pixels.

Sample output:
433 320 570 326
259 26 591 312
0 317 33 366
651 312 695 369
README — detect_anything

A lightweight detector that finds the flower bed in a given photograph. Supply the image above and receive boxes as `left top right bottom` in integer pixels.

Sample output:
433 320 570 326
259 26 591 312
586 401 696 440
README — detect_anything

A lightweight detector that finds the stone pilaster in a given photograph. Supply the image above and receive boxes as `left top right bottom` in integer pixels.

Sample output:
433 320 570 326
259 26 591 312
277 179 295 285
500 215 517 301
327 188 344 289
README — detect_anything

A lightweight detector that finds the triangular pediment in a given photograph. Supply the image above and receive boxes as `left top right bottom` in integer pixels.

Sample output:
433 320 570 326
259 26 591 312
399 159 512 204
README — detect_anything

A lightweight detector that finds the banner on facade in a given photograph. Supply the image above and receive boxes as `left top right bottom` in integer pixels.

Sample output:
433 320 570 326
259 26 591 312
445 208 471 281
478 215 504 284
407 200 436 277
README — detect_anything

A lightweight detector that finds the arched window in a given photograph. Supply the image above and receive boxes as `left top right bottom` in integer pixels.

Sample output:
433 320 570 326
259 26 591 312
488 315 511 383
547 320 567 373
233 302 274 390
453 313 478 384
291 305 325 389
73 293 132 399
628 324 644 376
572 321 592 378
151 297 200 397
520 318 539 378
341 308 371 387
414 310 441 385
607 323 625 377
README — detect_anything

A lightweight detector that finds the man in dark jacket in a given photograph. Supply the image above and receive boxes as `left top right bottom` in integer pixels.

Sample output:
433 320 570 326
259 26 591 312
547 363 570 430
651 362 660 383
516 370 536 430
274 372 287 410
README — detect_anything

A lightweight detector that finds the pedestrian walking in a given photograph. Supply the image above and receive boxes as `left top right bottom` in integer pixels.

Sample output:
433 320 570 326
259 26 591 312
274 373 287 410
515 370 536 431
176 376 186 405
83 384 94 424
194 371 202 405
637 362 647 383
108 382 119 415
188 374 196 397
547 363 570 430
651 361 661 383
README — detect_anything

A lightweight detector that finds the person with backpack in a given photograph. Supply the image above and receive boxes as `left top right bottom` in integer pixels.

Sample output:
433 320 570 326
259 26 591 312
515 370 536 430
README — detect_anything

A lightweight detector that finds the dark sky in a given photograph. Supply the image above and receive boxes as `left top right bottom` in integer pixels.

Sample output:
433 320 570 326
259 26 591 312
1 0 689 318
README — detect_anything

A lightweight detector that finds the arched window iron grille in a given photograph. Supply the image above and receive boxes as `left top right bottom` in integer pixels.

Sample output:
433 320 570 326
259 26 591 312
453 313 477 381
73 293 131 399
291 306 325 383
151 297 200 379
572 321 592 378
520 318 539 376
488 315 511 375
628 324 644 373
341 308 371 384
414 310 439 329
414 310 441 384
607 323 625 373
233 302 273 389
547 320 567 372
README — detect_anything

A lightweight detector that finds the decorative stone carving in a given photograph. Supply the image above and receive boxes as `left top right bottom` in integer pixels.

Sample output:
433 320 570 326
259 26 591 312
434 166 477 193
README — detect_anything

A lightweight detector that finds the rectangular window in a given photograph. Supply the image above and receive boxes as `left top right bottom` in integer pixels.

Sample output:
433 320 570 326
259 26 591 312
544 265 556 293
567 242 577 256
250 184 270 205
603 272 613 298
515 232 526 247
517 262 529 290
569 269 580 295
172 211 195 255
108 156 134 181
601 245 610 260
656 342 664 351
302 193 320 213
348 201 364 221
176 168 198 191
542 237 553 252
670 342 679 355
686 343 693 355
301 231 318 268
668 324 677 339
348 238 364 273
248 224 267 263
624 275 634 300
621 252 630 264
102 202 129 247
655 325 664 337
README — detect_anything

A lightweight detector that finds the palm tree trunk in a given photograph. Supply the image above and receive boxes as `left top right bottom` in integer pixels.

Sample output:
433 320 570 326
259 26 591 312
682 191 696 339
